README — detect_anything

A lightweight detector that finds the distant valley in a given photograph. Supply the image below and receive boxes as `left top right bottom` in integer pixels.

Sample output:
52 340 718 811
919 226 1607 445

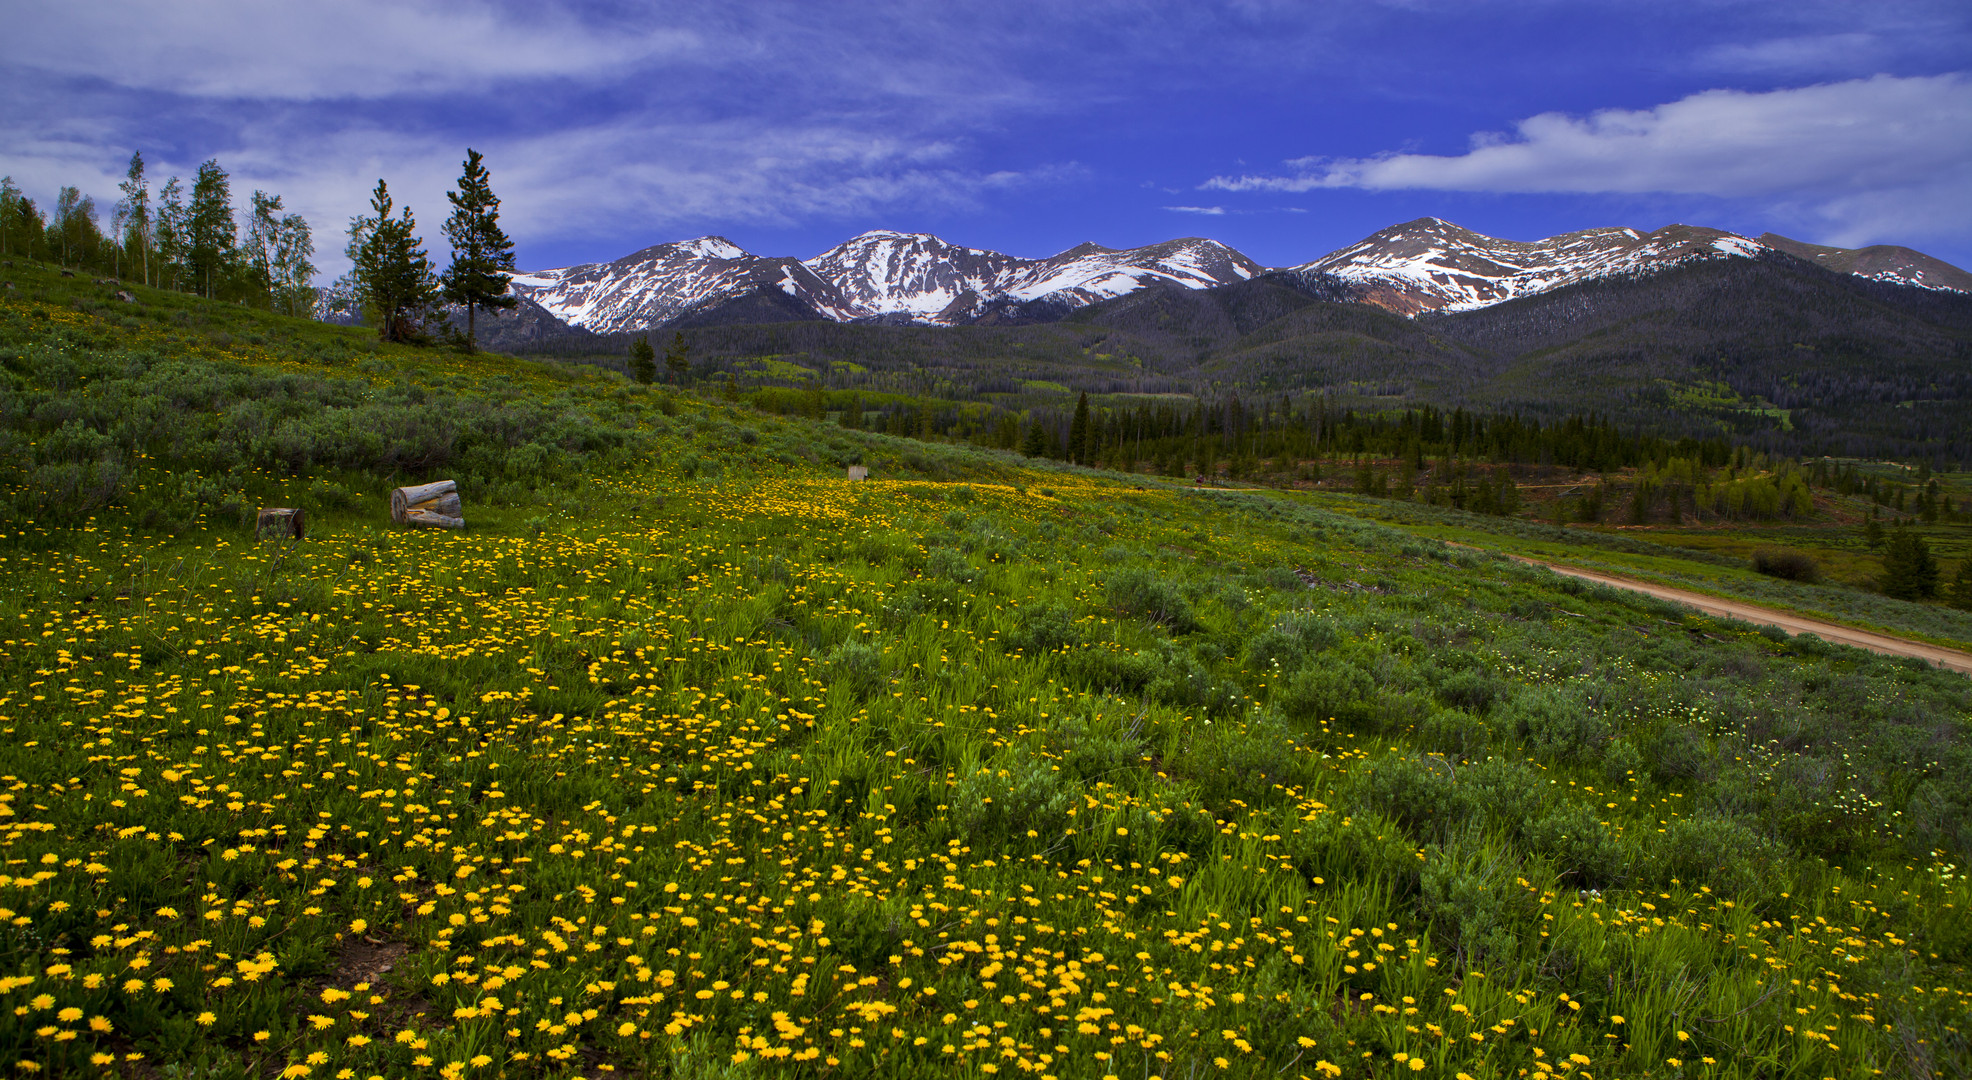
483 221 1972 463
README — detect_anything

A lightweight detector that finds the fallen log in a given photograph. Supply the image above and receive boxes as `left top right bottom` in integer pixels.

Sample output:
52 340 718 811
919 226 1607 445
391 480 465 530
255 507 305 541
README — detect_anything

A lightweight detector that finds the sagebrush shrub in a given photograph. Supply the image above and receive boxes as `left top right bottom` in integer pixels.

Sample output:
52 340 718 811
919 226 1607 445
1503 685 1610 763
1106 567 1197 631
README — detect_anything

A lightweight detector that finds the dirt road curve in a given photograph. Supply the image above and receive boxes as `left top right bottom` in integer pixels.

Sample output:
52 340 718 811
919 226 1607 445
1506 555 1972 676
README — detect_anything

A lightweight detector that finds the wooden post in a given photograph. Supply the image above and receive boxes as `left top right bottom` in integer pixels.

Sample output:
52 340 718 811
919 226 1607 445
256 507 305 541
391 480 465 530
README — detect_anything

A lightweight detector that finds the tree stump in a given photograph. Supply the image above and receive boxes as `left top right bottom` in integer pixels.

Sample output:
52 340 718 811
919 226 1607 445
256 507 305 541
391 480 465 530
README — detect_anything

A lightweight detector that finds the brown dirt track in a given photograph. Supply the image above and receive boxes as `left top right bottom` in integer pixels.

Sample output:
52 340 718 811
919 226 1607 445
1506 554 1972 676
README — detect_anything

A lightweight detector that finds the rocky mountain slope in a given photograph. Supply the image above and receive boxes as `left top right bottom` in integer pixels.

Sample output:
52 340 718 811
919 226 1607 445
1756 233 1972 294
1291 218 1773 316
496 220 1967 338
506 236 857 333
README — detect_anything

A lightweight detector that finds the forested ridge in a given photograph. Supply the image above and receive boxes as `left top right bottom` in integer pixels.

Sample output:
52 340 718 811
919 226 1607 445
514 253 1972 464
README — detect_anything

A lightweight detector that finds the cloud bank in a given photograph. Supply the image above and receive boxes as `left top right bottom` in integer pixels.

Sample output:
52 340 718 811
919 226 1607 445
1205 74 1972 245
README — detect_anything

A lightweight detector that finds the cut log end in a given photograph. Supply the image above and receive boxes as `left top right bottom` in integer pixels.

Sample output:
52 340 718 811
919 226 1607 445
256 507 305 541
391 480 463 528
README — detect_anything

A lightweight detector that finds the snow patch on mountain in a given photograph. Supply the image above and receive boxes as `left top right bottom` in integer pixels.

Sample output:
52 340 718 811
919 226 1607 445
508 236 854 334
799 232 1263 324
505 219 1968 336
1297 218 1777 315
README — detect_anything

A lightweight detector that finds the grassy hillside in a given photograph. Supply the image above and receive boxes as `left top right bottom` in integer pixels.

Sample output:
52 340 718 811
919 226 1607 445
2 261 1970 1079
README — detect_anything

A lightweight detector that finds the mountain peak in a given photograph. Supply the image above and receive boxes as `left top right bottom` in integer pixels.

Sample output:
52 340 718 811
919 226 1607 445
675 236 751 261
1301 219 1778 315
503 219 1967 335
1758 233 1972 293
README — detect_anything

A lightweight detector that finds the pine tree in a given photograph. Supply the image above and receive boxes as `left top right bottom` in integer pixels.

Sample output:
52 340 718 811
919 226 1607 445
1879 526 1940 600
1949 560 1972 612
841 397 864 430
439 149 517 350
186 160 235 298
1020 420 1050 458
116 153 151 286
663 333 690 384
155 177 187 291
1068 392 1091 465
348 179 439 343
628 335 656 384
1863 511 1884 549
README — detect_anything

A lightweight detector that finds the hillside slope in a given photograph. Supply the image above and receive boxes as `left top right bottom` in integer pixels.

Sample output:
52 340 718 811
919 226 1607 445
1 259 1970 1077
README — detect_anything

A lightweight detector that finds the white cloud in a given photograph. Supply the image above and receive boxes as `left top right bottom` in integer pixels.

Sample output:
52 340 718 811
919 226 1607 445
1163 205 1226 215
7 0 696 100
1204 74 1972 246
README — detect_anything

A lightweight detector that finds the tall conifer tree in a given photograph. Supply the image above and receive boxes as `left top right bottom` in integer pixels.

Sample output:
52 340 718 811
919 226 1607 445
155 177 187 292
628 335 656 384
349 179 439 343
116 153 151 286
440 149 517 350
187 160 236 298
663 332 690 384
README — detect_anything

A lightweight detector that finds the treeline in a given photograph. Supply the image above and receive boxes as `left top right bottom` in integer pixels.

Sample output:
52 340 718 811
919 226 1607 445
1 155 316 315
743 383 1972 528
754 389 1728 474
1013 396 1733 477
3 147 522 351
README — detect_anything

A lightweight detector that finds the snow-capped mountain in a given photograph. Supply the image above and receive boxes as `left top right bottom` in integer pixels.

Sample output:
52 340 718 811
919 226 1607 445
509 232 1265 334
502 220 1968 336
1295 218 1772 316
803 231 1029 322
507 236 856 333
998 237 1264 309
1755 234 1972 294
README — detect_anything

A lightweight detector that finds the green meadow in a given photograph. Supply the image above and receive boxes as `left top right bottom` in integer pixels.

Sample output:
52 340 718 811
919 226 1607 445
1 260 1968 1079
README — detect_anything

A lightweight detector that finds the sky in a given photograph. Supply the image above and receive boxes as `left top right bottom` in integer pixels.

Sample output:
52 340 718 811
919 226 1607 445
4 0 1970 278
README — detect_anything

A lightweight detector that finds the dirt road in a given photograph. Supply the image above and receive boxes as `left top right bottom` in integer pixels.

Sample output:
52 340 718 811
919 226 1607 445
1501 554 1972 676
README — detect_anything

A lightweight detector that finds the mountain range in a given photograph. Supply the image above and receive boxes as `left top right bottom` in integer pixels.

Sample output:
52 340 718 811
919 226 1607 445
496 217 1971 339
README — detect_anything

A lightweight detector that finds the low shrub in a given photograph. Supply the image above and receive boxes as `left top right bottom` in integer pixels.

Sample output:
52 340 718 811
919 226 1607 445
1360 755 1468 839
1521 801 1627 888
1751 547 1820 582
1107 566 1197 631
1273 660 1378 730
1006 603 1080 655
1653 813 1776 896
1418 707 1490 762
1501 685 1610 763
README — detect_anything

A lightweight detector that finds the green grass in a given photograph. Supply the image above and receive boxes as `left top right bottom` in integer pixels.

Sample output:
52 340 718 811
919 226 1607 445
1 260 1970 1079
1328 496 1972 652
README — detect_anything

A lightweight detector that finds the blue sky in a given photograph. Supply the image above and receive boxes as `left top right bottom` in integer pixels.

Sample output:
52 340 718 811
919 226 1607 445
5 1 1969 277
